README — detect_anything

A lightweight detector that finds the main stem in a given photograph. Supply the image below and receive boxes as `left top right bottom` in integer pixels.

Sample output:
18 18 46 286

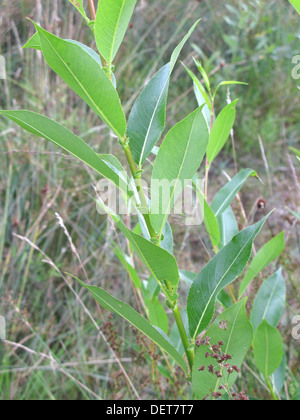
122 140 194 371
173 305 194 370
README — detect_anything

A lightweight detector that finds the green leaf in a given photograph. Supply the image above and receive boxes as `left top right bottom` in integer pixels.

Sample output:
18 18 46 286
102 210 180 302
0 111 127 192
250 269 286 331
169 20 201 73
192 299 253 400
184 65 212 110
217 206 239 249
95 0 137 67
289 0 300 14
77 278 187 373
144 295 169 335
24 33 103 68
33 23 126 139
238 231 285 298
212 169 258 217
127 63 170 165
206 100 239 164
187 214 270 339
128 20 201 166
68 0 90 23
150 107 209 235
253 320 284 379
23 32 42 50
213 80 248 99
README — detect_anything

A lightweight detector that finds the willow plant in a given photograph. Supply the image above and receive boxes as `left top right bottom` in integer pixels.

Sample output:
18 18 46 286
0 0 287 400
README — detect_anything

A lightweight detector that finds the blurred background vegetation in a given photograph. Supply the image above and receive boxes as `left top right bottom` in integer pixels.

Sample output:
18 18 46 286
0 0 299 400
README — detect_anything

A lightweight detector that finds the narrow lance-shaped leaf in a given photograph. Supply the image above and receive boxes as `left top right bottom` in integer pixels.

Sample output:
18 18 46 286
95 0 137 68
250 269 286 331
151 107 209 235
192 299 253 400
0 110 129 193
76 278 187 373
211 169 258 217
128 63 170 165
169 20 201 73
187 214 270 339
206 99 239 164
239 231 285 298
33 23 126 139
253 320 284 379
128 20 201 166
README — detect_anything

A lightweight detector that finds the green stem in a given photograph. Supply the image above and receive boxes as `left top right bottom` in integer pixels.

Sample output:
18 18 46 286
173 305 194 371
266 377 278 400
122 142 156 239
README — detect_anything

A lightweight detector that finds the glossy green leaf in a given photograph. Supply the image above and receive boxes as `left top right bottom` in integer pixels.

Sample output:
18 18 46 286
192 299 253 400
206 100 239 164
68 0 90 23
187 214 270 339
0 111 127 192
289 0 300 14
151 107 209 235
95 0 137 67
250 269 286 330
253 320 284 379
33 23 126 139
212 169 258 217
77 278 187 373
128 20 201 166
239 231 285 298
127 63 170 165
